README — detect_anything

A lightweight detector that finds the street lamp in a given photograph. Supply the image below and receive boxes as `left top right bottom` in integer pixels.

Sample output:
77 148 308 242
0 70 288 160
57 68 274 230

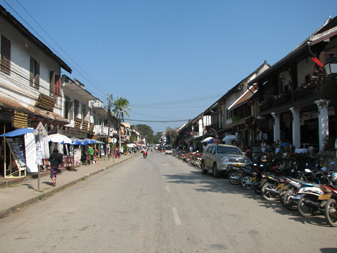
324 54 337 155
324 54 337 75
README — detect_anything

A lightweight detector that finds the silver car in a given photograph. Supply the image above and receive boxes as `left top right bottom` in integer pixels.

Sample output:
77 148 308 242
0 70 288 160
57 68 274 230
201 144 251 178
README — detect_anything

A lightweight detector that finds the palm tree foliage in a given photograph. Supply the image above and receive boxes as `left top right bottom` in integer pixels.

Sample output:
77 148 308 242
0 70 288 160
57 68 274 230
112 97 131 151
112 97 130 121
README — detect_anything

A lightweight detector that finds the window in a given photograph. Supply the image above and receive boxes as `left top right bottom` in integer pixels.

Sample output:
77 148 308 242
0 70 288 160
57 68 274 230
226 108 232 120
82 104 87 120
1 36 11 75
30 57 40 89
64 96 73 120
50 72 61 97
74 100 79 118
217 146 241 154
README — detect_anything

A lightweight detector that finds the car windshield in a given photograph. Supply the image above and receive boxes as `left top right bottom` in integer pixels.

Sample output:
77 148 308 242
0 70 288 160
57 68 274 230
217 146 241 155
166 146 172 150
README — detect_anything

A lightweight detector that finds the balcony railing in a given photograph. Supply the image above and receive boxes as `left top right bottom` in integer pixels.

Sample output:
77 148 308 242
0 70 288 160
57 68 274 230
259 85 317 111
206 122 223 132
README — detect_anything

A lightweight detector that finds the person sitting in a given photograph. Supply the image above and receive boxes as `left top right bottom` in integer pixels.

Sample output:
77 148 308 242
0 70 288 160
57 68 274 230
280 140 290 152
93 154 98 164
261 140 267 153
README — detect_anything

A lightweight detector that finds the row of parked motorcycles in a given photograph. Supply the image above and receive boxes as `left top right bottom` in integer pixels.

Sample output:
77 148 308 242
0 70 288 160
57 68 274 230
168 149 337 227
171 150 202 169
224 154 337 227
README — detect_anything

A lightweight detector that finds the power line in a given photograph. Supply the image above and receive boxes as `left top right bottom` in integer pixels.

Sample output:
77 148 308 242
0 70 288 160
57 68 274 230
5 0 109 99
128 119 189 123
130 93 223 107
131 106 208 109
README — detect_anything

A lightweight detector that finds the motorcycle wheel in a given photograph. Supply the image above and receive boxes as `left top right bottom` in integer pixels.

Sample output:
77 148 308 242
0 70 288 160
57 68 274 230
298 197 315 217
228 171 240 185
261 182 279 201
282 189 297 211
324 199 337 227
240 175 253 190
201 161 208 174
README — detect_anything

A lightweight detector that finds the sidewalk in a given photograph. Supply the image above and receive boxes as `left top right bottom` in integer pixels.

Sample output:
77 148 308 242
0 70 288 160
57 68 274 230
0 153 138 219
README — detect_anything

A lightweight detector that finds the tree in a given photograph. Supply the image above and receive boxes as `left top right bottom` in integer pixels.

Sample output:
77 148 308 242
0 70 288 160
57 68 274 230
112 97 131 152
165 127 179 146
152 132 163 144
131 124 154 143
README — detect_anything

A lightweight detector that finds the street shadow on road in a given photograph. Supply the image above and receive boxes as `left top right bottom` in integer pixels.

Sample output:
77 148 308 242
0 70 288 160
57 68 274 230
164 167 332 228
164 169 262 200
253 196 332 227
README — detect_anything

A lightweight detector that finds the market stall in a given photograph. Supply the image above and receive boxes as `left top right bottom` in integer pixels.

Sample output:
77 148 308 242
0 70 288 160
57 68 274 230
0 128 39 178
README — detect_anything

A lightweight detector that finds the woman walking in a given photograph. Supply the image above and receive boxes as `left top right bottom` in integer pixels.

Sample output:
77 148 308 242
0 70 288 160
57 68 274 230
48 149 63 187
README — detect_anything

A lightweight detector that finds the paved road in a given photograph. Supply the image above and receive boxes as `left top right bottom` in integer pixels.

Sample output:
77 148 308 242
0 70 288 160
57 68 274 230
0 151 336 253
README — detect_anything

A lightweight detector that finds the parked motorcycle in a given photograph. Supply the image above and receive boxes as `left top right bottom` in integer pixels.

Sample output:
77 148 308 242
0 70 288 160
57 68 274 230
227 165 243 185
261 174 288 201
324 173 337 226
239 167 255 190
282 180 316 211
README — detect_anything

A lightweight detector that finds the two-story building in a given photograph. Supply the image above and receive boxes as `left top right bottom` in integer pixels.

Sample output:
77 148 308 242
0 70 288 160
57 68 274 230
0 5 72 176
176 15 337 155
247 15 337 151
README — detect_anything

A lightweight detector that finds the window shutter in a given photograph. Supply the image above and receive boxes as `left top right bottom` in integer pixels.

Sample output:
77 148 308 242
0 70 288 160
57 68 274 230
1 36 11 75
54 74 61 97
50 71 55 96
35 61 40 89
30 57 34 87
69 102 74 120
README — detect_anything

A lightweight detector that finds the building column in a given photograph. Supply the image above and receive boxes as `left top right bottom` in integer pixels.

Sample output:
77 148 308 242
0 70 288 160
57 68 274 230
199 118 203 137
315 99 330 151
271 112 280 142
290 107 301 149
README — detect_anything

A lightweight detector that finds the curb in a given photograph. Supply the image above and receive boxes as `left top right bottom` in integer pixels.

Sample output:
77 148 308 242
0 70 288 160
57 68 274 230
0 154 137 219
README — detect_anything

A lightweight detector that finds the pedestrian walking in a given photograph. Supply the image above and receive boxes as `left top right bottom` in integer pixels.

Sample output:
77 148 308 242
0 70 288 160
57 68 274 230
48 149 63 187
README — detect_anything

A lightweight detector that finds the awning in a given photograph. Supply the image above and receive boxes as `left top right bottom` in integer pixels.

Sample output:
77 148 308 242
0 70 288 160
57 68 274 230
95 140 105 144
0 128 35 137
0 96 31 114
27 106 69 125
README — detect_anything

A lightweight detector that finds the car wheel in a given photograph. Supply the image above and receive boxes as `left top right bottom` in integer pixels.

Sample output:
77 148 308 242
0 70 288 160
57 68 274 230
213 163 220 178
201 161 207 174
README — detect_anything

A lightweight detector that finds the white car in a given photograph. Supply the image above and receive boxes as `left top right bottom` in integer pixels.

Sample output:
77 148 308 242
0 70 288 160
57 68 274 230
165 146 173 155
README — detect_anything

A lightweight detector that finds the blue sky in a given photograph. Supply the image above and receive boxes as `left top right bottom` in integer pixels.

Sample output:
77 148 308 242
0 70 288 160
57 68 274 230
2 0 337 133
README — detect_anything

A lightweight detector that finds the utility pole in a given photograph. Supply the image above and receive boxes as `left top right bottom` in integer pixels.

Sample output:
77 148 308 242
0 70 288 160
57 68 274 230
107 94 113 160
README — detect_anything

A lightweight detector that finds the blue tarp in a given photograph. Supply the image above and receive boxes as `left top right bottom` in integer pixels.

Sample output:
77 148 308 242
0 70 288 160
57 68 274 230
0 128 35 137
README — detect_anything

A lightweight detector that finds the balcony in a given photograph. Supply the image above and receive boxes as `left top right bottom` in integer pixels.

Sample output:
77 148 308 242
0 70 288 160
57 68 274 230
273 89 292 106
206 122 223 132
259 99 273 111
293 82 317 100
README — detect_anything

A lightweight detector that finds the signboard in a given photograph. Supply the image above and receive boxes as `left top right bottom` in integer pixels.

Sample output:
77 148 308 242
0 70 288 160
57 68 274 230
111 137 117 144
74 148 81 165
34 122 48 136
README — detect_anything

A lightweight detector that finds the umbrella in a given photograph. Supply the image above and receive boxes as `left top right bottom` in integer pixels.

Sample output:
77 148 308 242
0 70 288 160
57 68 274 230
201 137 220 143
201 137 213 143
82 138 96 145
127 143 136 148
69 137 82 145
45 133 72 144
222 135 238 144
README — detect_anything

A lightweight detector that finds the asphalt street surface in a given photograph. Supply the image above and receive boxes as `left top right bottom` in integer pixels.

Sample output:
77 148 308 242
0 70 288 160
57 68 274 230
0 151 336 253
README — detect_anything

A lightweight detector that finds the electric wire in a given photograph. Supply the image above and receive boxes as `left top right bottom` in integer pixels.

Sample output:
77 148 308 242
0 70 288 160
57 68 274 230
4 0 109 100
